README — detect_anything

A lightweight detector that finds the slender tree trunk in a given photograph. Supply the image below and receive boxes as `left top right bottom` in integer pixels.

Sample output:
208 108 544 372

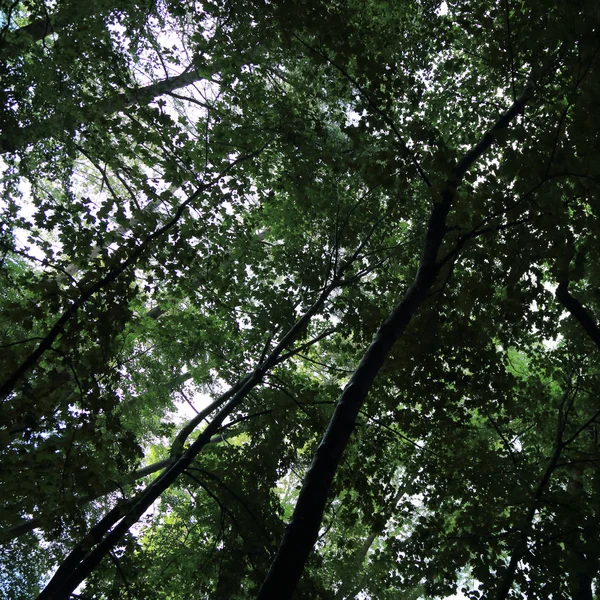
36 249 356 599
258 75 537 600
257 181 454 600
1 416 248 543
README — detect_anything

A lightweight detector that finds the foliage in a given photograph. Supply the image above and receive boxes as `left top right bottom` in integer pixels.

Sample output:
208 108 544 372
1 0 600 599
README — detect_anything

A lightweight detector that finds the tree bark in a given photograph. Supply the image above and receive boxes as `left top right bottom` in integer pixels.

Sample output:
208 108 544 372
257 178 454 600
3 414 266 543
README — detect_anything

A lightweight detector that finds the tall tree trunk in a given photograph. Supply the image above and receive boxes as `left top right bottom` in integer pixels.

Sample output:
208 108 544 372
258 180 453 600
0 421 248 543
35 239 365 599
258 75 537 600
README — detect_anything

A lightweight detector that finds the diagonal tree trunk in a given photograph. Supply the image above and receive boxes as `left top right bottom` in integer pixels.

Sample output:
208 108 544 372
2 417 272 543
34 222 376 599
258 74 538 600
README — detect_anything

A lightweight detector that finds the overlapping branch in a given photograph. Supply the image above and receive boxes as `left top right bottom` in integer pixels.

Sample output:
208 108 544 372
0 144 267 401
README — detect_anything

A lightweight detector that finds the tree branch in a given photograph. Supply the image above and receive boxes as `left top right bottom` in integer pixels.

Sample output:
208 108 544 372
35 237 360 599
556 281 600 352
0 144 268 401
292 33 432 188
1 68 217 153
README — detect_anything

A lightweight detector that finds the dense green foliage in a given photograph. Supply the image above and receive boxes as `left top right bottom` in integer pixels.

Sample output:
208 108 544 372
1 0 600 598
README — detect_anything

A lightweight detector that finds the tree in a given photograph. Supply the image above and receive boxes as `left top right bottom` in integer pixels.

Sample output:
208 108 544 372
1 0 600 598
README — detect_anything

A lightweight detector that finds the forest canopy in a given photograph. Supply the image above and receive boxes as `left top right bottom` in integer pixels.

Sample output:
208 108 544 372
1 0 600 598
